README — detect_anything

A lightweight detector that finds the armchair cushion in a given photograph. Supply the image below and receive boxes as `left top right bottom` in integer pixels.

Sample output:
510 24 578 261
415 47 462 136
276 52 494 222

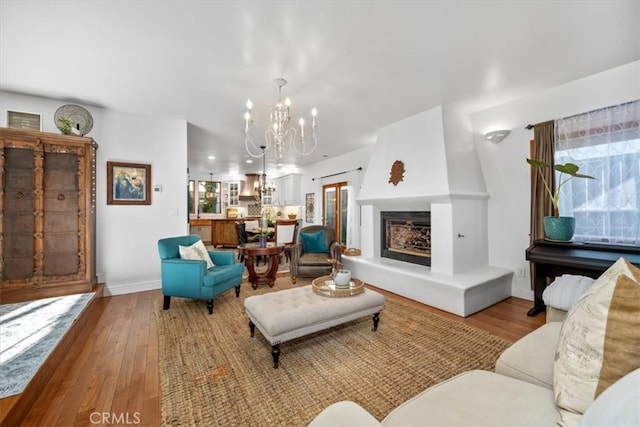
297 252 334 267
203 263 245 288
301 230 328 253
179 240 214 269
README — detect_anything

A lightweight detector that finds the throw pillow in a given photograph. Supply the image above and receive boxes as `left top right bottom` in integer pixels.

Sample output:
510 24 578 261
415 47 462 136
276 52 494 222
579 368 640 427
301 230 328 253
179 240 215 269
554 257 640 420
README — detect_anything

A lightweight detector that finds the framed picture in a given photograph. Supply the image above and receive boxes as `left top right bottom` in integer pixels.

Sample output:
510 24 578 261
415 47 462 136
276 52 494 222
107 161 152 205
6 110 42 131
305 192 315 223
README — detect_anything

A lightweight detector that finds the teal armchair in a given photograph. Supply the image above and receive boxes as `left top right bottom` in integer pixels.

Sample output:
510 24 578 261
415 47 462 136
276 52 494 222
157 235 245 314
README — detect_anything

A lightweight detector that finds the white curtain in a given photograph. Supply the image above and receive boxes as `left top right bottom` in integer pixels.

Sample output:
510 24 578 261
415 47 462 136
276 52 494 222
555 100 640 244
344 169 361 249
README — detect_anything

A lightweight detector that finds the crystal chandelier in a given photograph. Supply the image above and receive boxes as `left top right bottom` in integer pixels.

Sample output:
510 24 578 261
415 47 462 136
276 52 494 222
244 77 317 160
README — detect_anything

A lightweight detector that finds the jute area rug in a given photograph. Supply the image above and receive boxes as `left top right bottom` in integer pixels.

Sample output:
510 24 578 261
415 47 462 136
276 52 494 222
155 277 511 426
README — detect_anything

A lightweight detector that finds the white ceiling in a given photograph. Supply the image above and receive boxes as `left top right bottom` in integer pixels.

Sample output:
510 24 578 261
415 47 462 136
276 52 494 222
1 1 638 177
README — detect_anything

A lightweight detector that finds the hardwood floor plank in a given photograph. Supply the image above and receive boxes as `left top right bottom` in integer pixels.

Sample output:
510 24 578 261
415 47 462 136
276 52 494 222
8 287 545 425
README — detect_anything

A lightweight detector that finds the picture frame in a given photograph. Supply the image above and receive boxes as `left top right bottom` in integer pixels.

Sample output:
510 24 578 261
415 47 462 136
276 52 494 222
107 161 152 205
6 110 42 131
305 192 315 223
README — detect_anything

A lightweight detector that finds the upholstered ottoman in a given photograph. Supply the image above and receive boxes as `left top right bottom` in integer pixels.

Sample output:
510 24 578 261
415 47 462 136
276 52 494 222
244 285 385 368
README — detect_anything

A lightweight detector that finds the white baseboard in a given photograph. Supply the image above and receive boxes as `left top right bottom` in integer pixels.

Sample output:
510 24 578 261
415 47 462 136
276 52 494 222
104 280 161 296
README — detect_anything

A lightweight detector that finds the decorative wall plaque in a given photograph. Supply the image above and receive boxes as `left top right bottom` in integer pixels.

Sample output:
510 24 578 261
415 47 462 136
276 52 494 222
389 160 405 186
6 110 41 131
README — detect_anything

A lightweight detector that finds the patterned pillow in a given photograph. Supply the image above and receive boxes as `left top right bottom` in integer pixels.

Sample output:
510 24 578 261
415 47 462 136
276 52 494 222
553 257 640 422
179 240 215 269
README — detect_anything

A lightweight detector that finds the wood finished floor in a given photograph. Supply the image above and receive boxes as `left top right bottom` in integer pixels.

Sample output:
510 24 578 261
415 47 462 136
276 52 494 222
7 280 545 426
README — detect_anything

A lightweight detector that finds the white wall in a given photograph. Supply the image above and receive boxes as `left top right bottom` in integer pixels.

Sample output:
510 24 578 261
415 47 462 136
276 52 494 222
1 91 189 296
470 61 640 299
358 108 450 204
300 146 373 226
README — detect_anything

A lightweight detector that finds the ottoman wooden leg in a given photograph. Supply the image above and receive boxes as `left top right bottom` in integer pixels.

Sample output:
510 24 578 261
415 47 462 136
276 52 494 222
163 295 171 310
272 344 280 368
372 312 380 331
249 320 255 337
207 299 214 315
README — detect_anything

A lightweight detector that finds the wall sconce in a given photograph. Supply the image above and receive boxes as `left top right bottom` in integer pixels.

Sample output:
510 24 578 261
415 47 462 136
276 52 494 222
484 130 510 143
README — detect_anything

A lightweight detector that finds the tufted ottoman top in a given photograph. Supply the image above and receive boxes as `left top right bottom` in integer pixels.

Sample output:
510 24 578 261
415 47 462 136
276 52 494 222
245 285 385 344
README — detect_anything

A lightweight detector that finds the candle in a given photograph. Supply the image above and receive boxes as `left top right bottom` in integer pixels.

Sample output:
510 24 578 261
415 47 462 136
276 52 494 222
244 111 251 132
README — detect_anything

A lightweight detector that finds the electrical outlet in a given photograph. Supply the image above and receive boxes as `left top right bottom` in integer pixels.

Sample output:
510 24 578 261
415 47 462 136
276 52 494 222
517 268 527 278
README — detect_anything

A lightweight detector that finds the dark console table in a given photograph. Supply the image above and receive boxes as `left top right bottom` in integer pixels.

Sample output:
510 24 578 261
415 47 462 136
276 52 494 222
525 240 640 316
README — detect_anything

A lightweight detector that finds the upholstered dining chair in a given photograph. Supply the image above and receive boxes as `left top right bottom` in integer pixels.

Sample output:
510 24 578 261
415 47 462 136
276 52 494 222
274 219 299 263
157 234 244 314
289 225 342 284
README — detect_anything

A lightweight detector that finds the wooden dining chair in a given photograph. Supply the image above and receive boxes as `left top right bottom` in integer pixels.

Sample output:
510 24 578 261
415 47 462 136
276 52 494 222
274 219 299 263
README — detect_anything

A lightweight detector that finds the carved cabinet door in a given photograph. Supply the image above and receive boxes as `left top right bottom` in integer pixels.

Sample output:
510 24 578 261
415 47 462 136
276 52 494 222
1 128 97 301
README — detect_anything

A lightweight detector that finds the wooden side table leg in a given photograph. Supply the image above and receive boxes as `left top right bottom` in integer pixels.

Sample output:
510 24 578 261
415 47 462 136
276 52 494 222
245 254 259 289
265 253 281 287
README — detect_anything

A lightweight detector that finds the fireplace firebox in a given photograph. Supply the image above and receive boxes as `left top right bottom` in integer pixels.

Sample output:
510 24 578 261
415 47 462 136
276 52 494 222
380 211 431 266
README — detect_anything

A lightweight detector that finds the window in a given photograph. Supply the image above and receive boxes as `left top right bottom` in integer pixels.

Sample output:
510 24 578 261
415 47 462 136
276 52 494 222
555 100 639 245
323 181 348 246
188 180 195 214
198 180 222 214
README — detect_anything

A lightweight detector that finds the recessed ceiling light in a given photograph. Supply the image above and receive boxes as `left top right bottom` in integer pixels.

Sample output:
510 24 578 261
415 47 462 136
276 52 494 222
208 155 215 160
246 159 253 164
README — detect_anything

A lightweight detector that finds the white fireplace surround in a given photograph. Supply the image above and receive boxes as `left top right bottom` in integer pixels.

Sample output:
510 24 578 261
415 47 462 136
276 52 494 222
343 105 512 317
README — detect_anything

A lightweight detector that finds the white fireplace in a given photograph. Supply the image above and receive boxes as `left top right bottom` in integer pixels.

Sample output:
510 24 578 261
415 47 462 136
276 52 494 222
342 105 512 317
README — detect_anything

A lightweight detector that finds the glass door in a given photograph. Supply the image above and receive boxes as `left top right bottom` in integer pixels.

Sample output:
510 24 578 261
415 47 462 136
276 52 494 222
323 181 348 246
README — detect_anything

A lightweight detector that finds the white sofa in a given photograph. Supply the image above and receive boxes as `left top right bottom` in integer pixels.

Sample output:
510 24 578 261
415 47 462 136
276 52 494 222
309 258 640 427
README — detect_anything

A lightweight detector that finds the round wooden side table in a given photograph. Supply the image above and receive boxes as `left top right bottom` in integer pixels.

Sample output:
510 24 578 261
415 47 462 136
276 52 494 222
239 243 284 289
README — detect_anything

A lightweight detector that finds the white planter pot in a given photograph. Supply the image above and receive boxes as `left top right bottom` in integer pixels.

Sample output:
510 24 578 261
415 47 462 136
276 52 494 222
334 269 352 287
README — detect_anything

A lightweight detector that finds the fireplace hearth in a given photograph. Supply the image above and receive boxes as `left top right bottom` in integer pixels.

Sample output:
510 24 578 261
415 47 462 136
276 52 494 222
381 211 431 266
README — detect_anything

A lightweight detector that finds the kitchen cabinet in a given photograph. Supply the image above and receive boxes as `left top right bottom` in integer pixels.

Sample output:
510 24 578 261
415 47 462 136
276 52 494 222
227 181 240 206
1 127 97 303
211 219 239 248
274 173 302 205
189 219 212 244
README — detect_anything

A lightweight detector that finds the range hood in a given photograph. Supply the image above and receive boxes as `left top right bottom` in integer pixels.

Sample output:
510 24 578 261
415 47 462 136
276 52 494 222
239 173 261 201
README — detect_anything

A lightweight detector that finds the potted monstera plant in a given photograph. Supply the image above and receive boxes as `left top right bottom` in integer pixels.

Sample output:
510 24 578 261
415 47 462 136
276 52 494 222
527 158 595 241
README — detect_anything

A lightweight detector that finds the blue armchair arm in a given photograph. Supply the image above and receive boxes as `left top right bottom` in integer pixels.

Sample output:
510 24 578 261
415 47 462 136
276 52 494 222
209 251 236 266
161 259 206 298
